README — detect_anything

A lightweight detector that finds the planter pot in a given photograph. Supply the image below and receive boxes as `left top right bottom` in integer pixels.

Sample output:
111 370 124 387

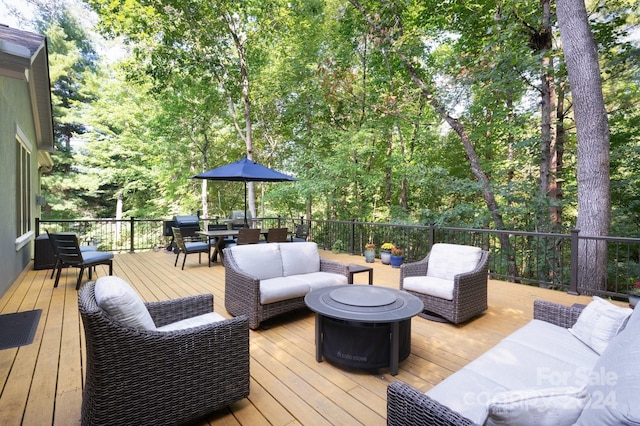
380 250 391 265
364 250 376 263
629 293 640 308
390 255 404 268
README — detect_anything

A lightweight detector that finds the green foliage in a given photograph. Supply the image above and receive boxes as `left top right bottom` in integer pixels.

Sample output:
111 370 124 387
23 0 640 241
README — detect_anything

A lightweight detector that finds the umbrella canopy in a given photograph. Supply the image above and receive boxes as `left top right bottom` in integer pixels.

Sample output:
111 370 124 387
193 158 297 227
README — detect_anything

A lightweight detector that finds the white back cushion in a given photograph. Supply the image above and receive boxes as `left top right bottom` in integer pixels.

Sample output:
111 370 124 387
568 296 632 354
426 243 483 281
94 276 156 330
229 243 283 280
280 242 320 276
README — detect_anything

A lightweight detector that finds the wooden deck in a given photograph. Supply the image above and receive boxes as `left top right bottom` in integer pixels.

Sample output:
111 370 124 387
0 248 596 425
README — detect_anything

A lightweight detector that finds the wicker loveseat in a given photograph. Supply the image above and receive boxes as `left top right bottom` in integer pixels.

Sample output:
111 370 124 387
387 297 640 425
224 242 349 329
78 277 249 426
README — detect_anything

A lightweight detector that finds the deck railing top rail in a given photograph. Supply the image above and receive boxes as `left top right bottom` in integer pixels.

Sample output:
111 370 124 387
35 217 640 301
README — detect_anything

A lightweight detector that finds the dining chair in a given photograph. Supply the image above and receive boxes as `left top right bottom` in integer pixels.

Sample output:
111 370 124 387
172 227 211 270
290 224 310 242
235 228 261 245
266 227 288 243
49 232 114 290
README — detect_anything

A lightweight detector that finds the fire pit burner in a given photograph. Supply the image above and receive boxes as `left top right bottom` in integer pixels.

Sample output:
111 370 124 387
329 286 397 307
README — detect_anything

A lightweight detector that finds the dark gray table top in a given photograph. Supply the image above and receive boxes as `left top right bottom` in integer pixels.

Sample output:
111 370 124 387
305 285 423 323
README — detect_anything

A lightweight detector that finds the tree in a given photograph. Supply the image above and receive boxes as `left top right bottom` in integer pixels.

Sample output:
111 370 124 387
556 0 611 293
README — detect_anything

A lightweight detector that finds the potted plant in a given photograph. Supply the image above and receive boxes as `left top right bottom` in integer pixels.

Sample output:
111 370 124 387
628 281 640 308
380 243 394 265
364 243 376 263
390 247 404 268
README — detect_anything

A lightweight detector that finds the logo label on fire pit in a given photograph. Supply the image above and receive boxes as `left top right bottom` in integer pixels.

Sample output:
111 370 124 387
337 351 367 362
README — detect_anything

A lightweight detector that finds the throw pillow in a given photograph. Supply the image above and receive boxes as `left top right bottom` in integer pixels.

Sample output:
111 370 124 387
94 276 156 330
485 386 589 426
568 296 632 354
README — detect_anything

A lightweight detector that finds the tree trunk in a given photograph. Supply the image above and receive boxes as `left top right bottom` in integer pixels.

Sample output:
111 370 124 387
225 11 255 222
539 0 555 229
550 81 566 226
557 0 611 294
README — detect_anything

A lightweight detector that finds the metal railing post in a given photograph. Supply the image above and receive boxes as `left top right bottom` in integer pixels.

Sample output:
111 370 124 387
569 228 580 295
429 223 435 249
130 217 135 253
350 218 356 255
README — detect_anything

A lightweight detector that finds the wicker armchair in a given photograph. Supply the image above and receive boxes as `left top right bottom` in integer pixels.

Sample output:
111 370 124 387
78 281 249 426
400 244 489 324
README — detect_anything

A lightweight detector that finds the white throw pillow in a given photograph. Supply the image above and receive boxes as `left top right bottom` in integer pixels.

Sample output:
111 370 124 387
485 386 589 426
568 296 632 354
94 276 156 330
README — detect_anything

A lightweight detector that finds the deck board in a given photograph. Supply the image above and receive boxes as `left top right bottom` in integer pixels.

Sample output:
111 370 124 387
0 248 598 425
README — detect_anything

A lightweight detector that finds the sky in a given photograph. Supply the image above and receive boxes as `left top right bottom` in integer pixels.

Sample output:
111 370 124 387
0 0 35 31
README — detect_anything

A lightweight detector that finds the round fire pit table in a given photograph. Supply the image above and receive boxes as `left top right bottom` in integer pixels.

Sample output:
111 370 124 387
304 285 423 376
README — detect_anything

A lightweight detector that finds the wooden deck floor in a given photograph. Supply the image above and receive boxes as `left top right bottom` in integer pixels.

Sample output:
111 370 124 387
0 248 596 426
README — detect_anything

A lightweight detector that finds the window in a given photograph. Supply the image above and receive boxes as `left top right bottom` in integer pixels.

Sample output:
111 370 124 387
15 127 32 248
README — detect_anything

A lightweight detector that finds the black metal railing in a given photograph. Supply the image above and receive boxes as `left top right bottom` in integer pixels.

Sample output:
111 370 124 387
36 217 640 300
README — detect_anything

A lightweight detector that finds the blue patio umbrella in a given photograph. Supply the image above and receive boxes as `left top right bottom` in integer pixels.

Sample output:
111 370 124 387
193 157 297 227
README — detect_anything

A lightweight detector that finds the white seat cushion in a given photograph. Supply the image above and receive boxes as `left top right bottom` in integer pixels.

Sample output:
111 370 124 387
260 276 310 304
94 276 156 330
294 271 348 291
229 243 283 280
156 312 226 332
426 243 482 281
426 319 599 424
280 242 320 276
403 276 454 300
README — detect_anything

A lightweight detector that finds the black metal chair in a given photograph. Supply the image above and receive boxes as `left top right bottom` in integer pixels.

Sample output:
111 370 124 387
49 233 114 290
46 230 98 280
172 227 211 269
290 224 310 242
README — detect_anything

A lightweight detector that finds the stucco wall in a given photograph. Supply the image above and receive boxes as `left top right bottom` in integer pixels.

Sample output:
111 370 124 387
0 75 40 297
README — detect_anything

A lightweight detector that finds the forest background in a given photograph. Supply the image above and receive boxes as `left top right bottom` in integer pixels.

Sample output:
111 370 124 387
4 0 640 238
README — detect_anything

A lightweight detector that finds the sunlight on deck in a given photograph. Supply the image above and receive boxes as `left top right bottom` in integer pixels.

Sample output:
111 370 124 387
0 249 595 425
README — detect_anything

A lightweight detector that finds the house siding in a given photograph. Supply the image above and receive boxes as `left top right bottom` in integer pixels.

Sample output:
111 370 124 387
0 75 40 296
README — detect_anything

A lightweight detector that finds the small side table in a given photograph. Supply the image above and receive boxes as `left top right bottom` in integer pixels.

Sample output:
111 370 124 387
347 264 373 285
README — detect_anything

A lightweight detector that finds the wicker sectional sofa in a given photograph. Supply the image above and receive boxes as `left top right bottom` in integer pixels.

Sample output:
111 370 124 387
224 242 349 329
388 297 640 425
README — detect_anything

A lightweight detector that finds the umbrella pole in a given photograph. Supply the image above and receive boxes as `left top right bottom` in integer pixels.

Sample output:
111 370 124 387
244 181 249 228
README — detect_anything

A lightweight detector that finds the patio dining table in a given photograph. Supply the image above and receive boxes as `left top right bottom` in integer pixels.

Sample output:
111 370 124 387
197 229 269 264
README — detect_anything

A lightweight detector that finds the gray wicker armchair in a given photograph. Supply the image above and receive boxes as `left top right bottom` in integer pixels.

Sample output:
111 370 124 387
400 243 489 324
78 280 249 426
